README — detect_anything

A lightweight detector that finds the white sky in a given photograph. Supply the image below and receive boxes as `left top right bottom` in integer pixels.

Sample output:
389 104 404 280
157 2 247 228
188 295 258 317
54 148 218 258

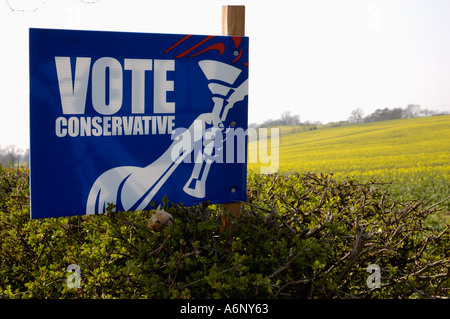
1 0 450 150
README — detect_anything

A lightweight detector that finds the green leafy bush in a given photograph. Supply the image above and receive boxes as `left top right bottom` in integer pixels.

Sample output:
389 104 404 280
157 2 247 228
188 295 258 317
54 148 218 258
0 165 448 298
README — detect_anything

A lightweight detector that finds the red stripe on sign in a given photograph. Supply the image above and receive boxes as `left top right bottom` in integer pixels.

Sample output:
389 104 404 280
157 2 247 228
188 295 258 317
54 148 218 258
231 36 241 48
176 35 215 58
190 43 225 57
164 34 192 53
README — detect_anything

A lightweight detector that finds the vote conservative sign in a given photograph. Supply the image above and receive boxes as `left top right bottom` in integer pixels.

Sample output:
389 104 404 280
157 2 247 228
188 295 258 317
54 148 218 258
29 28 249 219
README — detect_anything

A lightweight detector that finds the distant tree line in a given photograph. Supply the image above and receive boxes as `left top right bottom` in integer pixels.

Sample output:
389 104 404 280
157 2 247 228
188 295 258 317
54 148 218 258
252 104 447 129
0 145 29 167
251 111 320 128
348 104 448 124
254 111 300 127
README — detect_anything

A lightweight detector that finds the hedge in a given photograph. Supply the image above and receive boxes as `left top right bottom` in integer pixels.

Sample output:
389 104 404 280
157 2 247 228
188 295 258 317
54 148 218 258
0 165 448 298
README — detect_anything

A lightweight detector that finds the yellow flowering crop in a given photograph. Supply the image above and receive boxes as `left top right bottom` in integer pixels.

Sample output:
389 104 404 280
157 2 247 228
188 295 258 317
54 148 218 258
249 115 450 210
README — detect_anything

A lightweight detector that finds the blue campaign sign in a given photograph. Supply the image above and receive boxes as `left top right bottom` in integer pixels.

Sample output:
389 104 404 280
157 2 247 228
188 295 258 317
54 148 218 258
29 28 249 219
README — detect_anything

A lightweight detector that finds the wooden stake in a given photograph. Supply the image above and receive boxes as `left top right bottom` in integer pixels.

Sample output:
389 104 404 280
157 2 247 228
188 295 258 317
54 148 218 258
222 5 245 225
222 5 245 36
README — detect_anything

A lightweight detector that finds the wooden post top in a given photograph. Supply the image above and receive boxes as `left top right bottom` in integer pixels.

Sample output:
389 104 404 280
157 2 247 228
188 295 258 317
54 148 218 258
222 5 245 37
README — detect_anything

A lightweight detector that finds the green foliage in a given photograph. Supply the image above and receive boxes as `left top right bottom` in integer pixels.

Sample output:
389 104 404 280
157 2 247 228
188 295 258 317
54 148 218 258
0 165 448 299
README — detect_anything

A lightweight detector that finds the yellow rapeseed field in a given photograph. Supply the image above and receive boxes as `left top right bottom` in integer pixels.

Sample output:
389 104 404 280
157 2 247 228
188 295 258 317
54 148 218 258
249 115 450 211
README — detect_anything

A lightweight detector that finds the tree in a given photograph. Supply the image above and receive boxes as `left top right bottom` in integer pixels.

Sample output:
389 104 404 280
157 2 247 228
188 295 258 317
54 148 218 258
280 111 300 125
404 104 421 118
22 148 30 166
348 108 364 123
0 145 24 166
391 107 403 119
